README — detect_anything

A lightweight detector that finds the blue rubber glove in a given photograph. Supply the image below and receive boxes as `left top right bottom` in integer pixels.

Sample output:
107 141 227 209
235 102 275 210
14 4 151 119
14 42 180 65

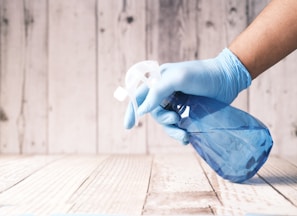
124 48 251 144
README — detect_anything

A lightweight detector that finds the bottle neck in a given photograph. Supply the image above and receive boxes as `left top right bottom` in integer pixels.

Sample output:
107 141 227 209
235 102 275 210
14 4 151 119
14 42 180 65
161 91 189 115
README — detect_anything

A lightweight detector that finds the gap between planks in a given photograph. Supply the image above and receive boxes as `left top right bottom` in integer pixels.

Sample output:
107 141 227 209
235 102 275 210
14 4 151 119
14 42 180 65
0 154 296 216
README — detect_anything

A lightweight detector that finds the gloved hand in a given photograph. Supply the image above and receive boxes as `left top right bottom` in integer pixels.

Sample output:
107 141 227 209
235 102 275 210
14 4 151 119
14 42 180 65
124 48 252 144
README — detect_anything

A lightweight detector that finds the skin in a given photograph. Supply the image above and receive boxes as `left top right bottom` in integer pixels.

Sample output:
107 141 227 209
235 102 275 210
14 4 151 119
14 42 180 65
229 0 297 79
125 0 297 133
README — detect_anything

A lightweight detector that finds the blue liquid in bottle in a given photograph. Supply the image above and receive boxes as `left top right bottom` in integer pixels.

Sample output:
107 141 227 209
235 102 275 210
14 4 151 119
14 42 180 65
162 91 273 183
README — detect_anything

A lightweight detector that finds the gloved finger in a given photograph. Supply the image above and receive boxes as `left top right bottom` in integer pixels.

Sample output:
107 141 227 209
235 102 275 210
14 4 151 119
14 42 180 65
151 106 180 125
162 124 190 145
138 62 196 116
124 84 149 129
137 78 175 116
124 102 135 129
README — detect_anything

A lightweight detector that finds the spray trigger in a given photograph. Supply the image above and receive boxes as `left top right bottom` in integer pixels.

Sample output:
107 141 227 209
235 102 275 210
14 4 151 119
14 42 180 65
114 60 160 125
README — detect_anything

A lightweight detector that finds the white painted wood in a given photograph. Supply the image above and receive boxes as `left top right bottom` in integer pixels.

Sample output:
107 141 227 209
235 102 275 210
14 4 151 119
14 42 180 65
0 0 296 157
198 155 297 215
258 156 297 207
0 0 25 153
0 155 62 192
97 0 147 153
147 0 199 63
48 0 97 153
143 154 221 215
1 155 296 215
286 156 297 167
197 0 241 58
0 155 108 215
148 154 215 193
146 0 199 154
69 155 152 215
0 0 47 154
247 0 270 24
22 0 48 154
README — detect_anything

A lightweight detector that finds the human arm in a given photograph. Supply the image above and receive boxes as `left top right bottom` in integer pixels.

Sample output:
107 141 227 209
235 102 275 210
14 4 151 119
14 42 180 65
124 0 297 144
229 0 297 79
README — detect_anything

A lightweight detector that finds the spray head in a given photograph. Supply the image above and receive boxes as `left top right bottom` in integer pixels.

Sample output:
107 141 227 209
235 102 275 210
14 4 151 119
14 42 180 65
114 60 160 125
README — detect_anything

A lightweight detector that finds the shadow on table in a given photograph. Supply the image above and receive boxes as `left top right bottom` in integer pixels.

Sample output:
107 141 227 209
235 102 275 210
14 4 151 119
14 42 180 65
246 172 297 185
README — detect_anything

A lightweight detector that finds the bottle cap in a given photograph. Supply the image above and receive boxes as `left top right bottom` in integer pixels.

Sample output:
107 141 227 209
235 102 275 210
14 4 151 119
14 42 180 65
114 60 160 125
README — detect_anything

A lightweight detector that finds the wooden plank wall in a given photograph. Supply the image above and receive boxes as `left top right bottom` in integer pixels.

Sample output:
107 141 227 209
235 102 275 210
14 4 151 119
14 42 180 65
0 0 296 156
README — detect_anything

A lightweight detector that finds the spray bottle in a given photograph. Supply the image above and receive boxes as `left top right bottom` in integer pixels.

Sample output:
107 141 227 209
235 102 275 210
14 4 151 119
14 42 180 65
114 61 273 183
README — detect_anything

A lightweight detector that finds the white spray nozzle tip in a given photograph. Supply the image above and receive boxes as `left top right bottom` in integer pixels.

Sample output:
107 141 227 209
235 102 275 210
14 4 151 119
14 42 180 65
114 86 128 102
115 60 160 128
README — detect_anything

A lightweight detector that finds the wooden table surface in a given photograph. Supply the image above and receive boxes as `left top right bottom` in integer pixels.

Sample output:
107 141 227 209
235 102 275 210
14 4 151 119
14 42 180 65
0 154 296 216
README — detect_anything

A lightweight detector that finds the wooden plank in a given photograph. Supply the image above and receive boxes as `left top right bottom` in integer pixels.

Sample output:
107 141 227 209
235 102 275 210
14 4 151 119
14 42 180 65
146 0 201 153
258 156 297 207
0 0 25 153
68 155 152 215
146 0 199 63
48 0 97 153
97 0 147 153
198 155 297 215
22 0 48 154
0 155 296 215
0 155 108 215
0 155 63 192
197 0 247 58
143 154 221 215
286 157 297 167
0 0 48 154
247 0 270 24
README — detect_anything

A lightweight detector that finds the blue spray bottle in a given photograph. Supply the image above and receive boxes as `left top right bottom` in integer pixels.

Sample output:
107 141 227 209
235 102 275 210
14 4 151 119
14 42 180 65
114 61 273 183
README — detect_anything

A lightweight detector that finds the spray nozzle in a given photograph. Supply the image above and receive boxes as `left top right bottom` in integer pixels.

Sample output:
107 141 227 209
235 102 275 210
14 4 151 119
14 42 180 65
114 60 160 125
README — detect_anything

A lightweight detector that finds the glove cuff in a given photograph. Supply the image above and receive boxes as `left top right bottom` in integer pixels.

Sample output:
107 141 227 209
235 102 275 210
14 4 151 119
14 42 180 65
217 48 252 103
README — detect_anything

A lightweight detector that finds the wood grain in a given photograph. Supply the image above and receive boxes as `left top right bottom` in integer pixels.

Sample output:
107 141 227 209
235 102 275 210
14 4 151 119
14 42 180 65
0 0 48 154
48 0 97 153
22 0 48 154
0 0 25 153
0 155 296 215
198 154 297 215
68 155 152 215
0 155 108 215
143 154 221 215
258 156 297 207
0 0 296 157
146 0 200 153
97 0 147 153
0 155 62 192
